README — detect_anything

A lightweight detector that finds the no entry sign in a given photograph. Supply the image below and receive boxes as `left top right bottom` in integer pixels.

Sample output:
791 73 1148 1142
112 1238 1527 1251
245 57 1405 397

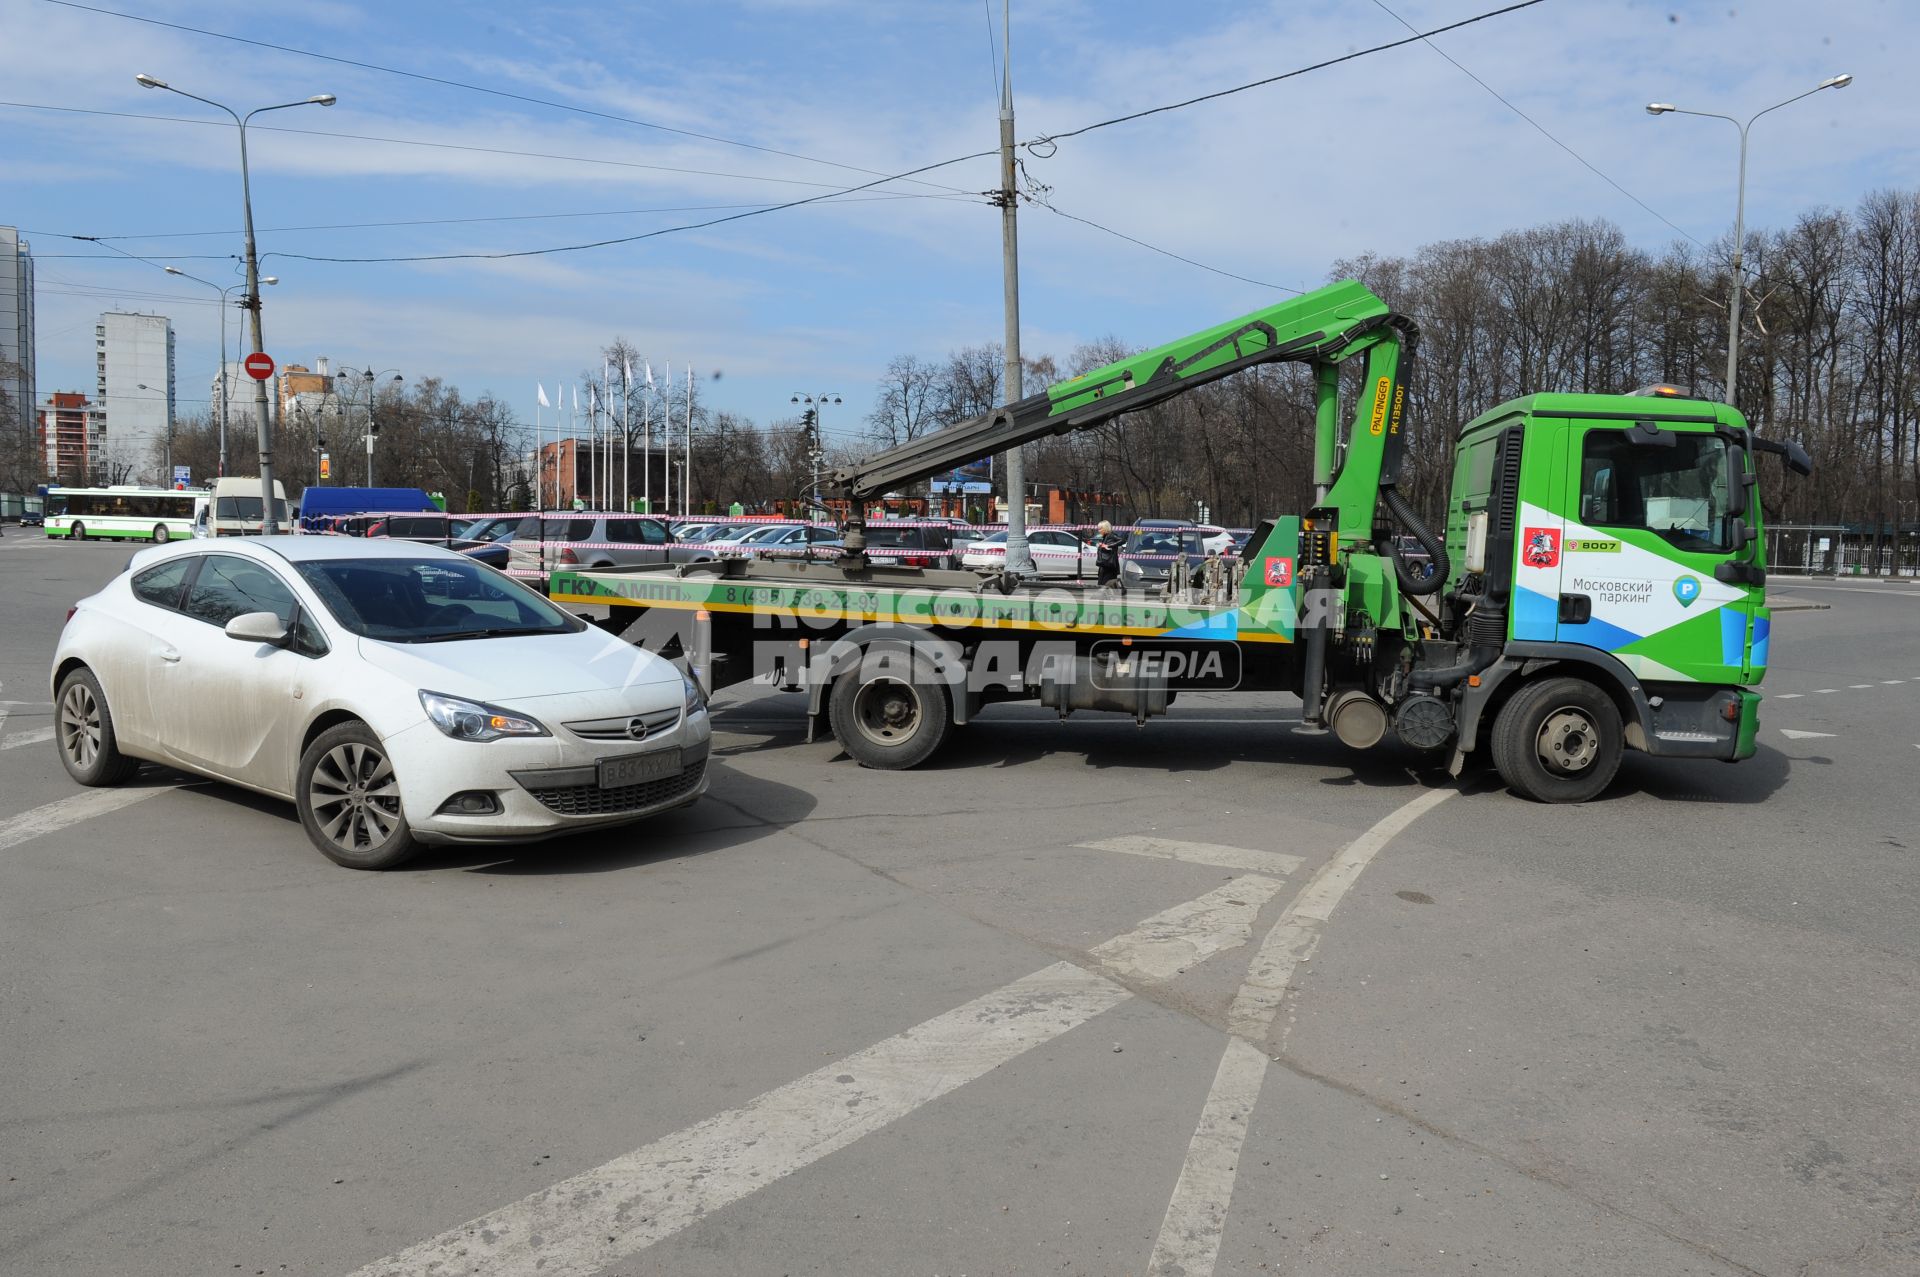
244 352 275 381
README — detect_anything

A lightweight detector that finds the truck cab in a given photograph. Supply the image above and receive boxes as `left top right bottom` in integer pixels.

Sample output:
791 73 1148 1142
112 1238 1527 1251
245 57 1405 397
1443 388 1783 791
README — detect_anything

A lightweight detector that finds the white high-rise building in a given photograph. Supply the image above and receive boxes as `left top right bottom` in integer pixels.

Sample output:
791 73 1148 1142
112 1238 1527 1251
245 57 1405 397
0 227 33 439
96 312 176 485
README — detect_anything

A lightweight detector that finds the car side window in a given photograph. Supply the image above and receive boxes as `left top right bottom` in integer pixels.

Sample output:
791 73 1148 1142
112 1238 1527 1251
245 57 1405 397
566 520 596 542
131 557 197 611
183 555 299 629
605 519 638 544
640 520 668 544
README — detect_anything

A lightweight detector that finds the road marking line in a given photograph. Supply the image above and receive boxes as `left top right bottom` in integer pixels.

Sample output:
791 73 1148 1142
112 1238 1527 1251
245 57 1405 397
1077 834 1305 877
1816 688 1838 694
1148 785 1458 1277
1849 683 1873 689
344 877 1277 1277
1779 728 1836 740
1883 679 1905 685
1774 693 1803 699
0 726 55 751
1091 875 1286 983
0 786 173 853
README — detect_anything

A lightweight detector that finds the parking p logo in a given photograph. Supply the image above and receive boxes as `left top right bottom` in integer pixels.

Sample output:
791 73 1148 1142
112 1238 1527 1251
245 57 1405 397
1673 575 1702 607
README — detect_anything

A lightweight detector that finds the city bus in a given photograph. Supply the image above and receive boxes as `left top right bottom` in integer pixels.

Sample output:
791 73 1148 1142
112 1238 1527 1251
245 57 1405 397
44 486 201 542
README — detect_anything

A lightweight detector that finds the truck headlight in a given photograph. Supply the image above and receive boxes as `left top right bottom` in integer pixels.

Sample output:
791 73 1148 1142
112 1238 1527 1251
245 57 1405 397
419 690 548 741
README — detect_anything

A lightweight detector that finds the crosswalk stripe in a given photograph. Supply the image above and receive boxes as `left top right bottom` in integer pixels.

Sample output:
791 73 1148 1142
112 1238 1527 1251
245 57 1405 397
1077 835 1305 877
342 878 1268 1277
0 786 173 853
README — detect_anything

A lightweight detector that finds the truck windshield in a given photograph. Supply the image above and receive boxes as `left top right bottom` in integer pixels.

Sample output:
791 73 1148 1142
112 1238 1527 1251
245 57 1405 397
1580 430 1733 553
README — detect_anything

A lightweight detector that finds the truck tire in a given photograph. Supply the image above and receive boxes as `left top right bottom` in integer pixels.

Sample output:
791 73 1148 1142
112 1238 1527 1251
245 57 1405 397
1490 676 1623 803
828 655 953 770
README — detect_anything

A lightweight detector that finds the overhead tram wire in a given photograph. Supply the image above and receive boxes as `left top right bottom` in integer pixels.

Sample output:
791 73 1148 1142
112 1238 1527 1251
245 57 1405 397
1364 0 1707 251
1023 0 1551 148
38 0 975 197
0 101 986 197
27 1 1548 271
1034 201 1300 294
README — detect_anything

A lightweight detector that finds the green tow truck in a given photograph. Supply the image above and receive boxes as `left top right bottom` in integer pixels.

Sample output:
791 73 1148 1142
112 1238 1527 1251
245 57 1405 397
551 279 1810 801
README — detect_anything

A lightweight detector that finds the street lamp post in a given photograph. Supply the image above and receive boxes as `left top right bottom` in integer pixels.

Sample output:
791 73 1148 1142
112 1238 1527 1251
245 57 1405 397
136 382 172 482
337 367 403 486
1646 74 1852 408
137 73 335 532
164 265 275 478
790 393 840 514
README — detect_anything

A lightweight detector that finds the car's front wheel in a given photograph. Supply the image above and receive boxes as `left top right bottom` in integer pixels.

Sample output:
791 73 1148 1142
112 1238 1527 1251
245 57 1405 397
296 721 419 869
56 667 141 786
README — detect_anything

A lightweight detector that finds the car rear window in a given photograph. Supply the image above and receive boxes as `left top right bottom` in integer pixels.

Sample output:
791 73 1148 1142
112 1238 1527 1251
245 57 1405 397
864 527 922 549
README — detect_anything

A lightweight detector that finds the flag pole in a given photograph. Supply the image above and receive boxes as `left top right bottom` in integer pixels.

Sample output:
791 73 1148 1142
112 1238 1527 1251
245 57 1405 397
643 364 652 515
685 364 693 518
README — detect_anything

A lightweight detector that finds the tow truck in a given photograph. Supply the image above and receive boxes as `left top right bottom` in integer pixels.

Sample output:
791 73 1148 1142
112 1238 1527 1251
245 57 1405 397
549 279 1809 801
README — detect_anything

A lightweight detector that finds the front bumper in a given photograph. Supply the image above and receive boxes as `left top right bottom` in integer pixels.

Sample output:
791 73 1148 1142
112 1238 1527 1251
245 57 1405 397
392 707 713 844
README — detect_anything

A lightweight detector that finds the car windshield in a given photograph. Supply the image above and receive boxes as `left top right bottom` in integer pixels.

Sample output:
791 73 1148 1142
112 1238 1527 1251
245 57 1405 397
295 557 580 642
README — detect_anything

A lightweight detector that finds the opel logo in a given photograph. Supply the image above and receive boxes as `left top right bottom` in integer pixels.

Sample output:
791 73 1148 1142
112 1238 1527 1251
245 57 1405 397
626 717 648 740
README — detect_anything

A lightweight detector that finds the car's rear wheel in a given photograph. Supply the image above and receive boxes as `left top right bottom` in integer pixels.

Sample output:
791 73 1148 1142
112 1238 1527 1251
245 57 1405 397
296 722 419 869
56 668 141 786
70 522 86 541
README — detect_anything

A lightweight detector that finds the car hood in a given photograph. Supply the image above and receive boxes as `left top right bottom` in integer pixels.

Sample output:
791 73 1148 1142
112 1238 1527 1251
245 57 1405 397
357 627 681 703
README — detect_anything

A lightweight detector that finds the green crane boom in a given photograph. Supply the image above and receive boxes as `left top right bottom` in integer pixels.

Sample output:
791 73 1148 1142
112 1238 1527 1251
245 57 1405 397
830 279 1419 553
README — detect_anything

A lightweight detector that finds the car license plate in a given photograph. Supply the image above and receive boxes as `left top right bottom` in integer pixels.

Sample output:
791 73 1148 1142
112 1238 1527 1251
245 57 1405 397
597 749 681 788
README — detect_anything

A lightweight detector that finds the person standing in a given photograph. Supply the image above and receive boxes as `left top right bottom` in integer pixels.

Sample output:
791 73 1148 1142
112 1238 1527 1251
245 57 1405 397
1094 520 1125 590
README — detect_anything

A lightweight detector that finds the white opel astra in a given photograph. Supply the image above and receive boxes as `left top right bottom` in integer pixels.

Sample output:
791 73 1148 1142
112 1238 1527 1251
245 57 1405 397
49 537 710 869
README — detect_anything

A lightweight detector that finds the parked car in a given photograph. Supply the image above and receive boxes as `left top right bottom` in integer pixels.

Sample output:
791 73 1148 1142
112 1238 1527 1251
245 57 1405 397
364 513 473 546
50 537 710 869
718 523 841 559
505 514 712 574
861 522 964 569
1119 525 1220 587
960 527 1094 578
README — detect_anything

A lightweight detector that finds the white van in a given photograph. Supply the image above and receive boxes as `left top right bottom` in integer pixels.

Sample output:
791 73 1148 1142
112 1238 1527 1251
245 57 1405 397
195 477 291 538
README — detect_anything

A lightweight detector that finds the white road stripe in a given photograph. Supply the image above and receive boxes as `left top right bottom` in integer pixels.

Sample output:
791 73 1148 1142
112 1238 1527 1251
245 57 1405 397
344 879 1274 1277
1883 680 1906 685
1148 785 1457 1277
0 786 172 853
1779 728 1836 740
1816 688 1839 694
1077 834 1305 877
1774 693 1803 699
1849 684 1873 689
0 726 55 751
1091 876 1286 983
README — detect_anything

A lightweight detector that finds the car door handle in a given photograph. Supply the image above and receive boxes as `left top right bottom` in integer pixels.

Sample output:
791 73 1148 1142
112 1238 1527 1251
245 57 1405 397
158 646 181 663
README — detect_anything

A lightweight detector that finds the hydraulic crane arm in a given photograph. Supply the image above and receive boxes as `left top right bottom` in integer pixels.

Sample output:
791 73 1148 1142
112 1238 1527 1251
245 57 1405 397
830 281 1419 542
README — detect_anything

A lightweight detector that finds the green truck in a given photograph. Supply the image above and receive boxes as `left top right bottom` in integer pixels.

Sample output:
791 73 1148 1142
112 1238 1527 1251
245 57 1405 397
551 279 1809 801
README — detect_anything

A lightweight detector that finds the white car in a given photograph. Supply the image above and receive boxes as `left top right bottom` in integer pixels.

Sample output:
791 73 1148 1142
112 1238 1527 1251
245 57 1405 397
959 527 1095 578
50 537 710 869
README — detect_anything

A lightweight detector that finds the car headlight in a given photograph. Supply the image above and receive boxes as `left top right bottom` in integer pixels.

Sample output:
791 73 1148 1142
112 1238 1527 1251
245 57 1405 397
682 672 707 715
419 690 548 741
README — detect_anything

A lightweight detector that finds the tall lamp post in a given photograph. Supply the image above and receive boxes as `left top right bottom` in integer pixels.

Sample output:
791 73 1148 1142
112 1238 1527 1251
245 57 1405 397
791 392 840 514
1646 74 1852 408
136 382 173 482
339 366 403 486
136 73 335 532
164 265 275 478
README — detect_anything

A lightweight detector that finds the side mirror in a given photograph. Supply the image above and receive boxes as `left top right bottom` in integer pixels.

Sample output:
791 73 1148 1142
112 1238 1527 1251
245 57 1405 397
1751 435 1814 477
1728 517 1758 549
225 610 291 647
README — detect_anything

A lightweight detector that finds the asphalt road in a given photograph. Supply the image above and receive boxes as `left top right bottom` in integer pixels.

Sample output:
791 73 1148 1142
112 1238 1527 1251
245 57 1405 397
2 531 1916 1276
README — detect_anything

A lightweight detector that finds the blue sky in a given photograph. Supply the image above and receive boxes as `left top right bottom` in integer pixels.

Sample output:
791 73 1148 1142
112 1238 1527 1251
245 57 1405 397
6 0 1912 445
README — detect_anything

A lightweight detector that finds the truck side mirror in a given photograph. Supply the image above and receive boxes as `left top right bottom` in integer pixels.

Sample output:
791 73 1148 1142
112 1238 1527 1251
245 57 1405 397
1751 435 1813 477
1728 517 1758 549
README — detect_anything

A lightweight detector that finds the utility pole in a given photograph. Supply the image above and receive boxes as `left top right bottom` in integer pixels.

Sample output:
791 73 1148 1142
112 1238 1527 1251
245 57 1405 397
996 0 1033 572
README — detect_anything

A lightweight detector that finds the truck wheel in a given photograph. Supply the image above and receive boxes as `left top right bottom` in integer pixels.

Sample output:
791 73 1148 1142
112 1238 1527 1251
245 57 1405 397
1491 676 1623 803
829 659 952 770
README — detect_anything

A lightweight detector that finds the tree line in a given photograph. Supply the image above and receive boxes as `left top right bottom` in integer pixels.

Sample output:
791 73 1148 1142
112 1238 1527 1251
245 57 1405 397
8 190 1916 541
